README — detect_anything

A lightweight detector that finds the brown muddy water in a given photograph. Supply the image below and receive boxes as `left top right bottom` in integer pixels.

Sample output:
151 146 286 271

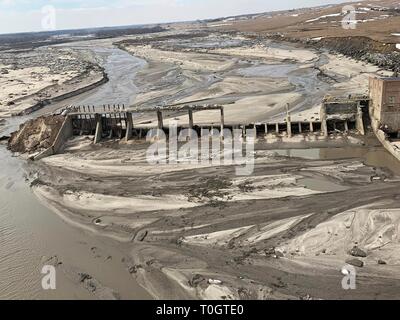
273 146 400 175
0 145 149 299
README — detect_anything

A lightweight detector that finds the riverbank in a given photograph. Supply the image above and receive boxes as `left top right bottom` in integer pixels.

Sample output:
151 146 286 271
0 47 107 117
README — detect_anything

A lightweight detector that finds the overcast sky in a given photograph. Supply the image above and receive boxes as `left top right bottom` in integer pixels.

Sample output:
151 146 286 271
0 0 350 34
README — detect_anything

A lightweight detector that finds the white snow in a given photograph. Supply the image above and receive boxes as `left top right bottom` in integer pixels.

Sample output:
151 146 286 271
306 13 342 23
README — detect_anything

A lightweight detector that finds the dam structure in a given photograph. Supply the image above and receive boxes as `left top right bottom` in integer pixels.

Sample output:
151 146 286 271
32 96 370 161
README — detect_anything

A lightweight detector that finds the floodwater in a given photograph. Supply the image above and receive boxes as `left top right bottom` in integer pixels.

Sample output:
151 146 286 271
78 47 146 106
272 146 400 175
235 49 330 121
0 46 150 299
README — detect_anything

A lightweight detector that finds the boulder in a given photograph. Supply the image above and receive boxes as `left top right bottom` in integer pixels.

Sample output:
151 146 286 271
346 258 364 268
349 246 367 258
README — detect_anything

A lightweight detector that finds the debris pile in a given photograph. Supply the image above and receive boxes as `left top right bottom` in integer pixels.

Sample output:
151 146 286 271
8 115 64 154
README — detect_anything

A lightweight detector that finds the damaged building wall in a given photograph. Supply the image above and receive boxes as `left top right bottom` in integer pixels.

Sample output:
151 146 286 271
369 77 400 133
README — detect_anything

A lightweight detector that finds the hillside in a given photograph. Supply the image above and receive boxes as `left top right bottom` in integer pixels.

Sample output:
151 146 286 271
211 0 400 45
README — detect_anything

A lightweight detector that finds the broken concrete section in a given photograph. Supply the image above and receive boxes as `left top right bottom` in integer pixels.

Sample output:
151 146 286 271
8 115 65 155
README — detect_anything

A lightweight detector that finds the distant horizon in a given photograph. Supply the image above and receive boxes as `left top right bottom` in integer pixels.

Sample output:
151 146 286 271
0 0 355 35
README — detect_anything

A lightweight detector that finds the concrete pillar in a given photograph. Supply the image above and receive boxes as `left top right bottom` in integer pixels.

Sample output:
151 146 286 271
94 113 102 144
344 121 349 133
265 124 268 135
125 112 133 141
310 121 314 133
321 103 328 137
275 123 279 134
286 117 292 138
356 104 365 136
286 103 292 138
188 109 193 129
187 109 194 140
157 110 164 130
299 122 302 134
220 108 225 138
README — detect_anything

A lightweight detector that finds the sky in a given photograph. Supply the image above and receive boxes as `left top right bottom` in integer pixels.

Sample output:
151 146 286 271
0 0 351 34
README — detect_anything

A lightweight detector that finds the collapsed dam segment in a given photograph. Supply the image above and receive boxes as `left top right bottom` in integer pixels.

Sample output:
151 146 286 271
17 92 369 162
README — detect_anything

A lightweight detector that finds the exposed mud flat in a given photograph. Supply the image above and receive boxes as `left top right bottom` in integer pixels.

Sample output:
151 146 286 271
117 31 392 126
29 135 400 300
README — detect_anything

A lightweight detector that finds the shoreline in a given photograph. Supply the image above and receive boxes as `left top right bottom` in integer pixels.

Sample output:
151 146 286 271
0 46 110 118
20 70 109 116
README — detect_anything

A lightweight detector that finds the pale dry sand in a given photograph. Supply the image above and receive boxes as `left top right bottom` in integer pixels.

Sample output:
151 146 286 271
0 65 78 117
210 45 318 63
0 48 104 117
